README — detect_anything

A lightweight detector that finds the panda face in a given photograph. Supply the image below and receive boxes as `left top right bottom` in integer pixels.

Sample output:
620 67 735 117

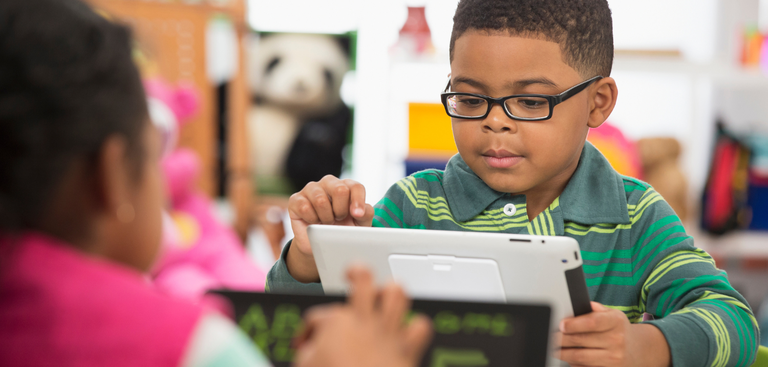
249 33 349 118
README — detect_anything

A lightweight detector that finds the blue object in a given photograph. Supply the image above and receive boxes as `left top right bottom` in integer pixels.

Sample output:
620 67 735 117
405 158 449 176
748 134 768 230
748 183 768 230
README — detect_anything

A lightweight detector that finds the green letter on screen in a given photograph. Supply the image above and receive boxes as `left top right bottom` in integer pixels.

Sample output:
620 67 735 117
434 311 461 334
239 304 271 356
430 348 489 367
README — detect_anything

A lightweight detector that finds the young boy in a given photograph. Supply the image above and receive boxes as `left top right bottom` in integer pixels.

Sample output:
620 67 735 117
268 0 760 366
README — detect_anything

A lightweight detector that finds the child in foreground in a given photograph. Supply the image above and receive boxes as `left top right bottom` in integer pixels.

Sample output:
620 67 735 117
268 0 760 366
0 0 431 366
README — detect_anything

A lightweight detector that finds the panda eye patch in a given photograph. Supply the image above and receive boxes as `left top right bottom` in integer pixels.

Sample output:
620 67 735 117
266 56 281 74
323 68 333 88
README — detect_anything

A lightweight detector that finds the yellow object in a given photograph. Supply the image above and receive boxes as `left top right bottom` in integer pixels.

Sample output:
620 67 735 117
752 346 768 367
408 103 457 159
170 212 200 248
588 136 642 178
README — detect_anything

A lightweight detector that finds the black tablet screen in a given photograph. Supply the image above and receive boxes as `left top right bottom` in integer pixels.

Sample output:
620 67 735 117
213 291 551 367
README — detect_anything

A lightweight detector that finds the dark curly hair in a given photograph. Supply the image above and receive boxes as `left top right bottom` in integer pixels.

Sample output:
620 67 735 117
450 0 614 78
0 0 148 232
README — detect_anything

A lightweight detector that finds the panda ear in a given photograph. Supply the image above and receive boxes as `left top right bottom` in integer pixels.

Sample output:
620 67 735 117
335 36 351 58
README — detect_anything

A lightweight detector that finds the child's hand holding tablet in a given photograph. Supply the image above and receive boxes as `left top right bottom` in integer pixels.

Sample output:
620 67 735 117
286 175 374 283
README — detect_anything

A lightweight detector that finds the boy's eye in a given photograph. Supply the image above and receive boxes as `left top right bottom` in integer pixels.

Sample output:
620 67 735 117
512 98 548 109
456 96 486 107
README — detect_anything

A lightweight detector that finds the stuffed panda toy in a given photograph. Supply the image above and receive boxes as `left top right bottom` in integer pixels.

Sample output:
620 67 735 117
247 33 351 195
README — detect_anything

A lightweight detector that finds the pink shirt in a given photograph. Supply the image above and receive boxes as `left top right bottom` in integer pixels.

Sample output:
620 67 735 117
0 233 204 366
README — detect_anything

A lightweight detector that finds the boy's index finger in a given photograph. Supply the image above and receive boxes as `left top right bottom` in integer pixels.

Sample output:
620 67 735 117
344 179 367 218
320 178 351 221
354 204 375 227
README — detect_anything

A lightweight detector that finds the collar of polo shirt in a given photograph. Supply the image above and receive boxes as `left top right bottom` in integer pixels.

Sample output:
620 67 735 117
443 141 632 225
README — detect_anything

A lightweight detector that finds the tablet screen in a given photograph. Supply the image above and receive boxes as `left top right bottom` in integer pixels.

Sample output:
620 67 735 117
213 291 551 367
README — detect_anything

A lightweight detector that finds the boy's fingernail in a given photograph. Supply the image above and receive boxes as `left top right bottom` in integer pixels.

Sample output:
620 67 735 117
353 207 364 216
559 321 566 332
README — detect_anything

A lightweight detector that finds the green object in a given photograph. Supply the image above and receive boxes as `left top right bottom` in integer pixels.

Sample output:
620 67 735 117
267 141 761 366
255 174 294 196
430 348 489 367
752 346 768 367
434 311 462 334
238 303 303 361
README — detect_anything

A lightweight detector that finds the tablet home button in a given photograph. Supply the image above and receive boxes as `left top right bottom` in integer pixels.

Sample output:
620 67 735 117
503 203 516 216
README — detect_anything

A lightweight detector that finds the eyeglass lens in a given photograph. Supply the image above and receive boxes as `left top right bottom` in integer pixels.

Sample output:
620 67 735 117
445 95 550 119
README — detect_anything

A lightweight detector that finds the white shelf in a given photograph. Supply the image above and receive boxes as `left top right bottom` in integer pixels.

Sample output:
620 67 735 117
689 226 768 259
613 55 768 88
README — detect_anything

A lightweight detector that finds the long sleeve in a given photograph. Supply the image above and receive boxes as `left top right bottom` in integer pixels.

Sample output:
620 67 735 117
265 240 323 295
265 178 415 294
180 312 271 367
372 177 412 229
634 189 759 367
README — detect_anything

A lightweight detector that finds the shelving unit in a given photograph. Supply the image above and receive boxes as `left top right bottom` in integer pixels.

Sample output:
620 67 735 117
87 0 253 235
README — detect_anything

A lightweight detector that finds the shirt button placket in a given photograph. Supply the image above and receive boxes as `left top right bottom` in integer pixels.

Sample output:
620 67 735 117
503 203 517 216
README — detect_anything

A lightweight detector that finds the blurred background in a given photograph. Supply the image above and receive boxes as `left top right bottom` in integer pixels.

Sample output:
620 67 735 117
88 0 768 339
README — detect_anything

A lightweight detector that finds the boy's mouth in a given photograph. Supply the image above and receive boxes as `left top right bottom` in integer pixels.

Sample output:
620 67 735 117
481 149 524 169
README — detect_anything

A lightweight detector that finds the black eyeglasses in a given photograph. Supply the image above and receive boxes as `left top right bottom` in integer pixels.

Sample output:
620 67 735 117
440 75 603 121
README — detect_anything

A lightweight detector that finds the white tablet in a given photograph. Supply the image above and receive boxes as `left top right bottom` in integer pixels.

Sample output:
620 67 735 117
307 225 591 327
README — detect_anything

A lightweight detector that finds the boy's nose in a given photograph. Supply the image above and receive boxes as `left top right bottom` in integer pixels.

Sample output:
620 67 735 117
482 104 518 133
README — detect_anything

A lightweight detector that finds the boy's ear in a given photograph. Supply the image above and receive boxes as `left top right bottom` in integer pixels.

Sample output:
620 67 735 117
587 77 618 128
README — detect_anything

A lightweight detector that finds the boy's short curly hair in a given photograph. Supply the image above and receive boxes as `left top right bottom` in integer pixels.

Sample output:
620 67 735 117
450 0 614 78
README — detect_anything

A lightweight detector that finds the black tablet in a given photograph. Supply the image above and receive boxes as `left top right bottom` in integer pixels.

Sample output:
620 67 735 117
212 291 552 367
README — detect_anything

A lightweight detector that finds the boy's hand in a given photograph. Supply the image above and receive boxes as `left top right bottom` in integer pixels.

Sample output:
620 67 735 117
556 302 671 367
286 175 374 282
293 267 433 367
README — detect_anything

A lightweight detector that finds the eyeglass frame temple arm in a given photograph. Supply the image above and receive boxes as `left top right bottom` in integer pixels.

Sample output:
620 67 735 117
552 75 603 104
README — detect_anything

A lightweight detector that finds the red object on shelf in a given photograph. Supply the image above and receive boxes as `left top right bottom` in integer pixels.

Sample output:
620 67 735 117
742 258 768 270
705 140 738 228
397 6 433 55
400 6 431 35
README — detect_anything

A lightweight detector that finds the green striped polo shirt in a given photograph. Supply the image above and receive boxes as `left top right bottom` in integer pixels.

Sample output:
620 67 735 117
267 142 759 367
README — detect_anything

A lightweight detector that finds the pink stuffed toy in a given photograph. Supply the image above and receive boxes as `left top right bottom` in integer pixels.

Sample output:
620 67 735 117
145 79 266 301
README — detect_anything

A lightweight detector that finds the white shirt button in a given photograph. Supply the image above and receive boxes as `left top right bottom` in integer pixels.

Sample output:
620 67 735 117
503 203 517 216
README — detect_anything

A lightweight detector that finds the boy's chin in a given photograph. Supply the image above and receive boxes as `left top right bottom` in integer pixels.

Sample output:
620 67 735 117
465 163 533 194
481 174 534 195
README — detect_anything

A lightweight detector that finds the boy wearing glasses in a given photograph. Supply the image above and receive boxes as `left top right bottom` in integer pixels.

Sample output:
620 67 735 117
268 0 759 365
